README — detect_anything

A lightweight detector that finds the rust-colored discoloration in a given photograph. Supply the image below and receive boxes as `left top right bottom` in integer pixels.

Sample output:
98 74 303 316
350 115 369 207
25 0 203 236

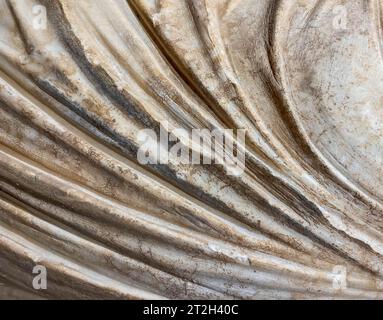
0 0 382 299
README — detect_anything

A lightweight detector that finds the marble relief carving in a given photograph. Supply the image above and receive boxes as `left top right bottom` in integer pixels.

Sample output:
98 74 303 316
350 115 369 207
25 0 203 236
0 0 383 299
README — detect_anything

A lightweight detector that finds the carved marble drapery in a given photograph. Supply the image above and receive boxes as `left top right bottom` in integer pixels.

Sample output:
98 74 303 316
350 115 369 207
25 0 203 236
0 0 383 299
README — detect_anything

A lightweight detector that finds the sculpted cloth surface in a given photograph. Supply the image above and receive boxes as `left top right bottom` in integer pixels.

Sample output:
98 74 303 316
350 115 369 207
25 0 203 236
0 0 383 299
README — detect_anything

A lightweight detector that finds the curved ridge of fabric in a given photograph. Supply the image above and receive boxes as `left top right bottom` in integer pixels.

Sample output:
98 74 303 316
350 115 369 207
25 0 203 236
0 0 382 299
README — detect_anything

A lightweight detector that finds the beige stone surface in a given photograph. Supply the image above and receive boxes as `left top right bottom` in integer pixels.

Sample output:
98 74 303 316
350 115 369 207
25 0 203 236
0 0 383 299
